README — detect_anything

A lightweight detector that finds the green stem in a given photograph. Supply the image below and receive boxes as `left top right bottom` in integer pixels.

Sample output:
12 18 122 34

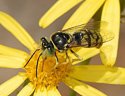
79 58 91 65
68 89 76 96
15 78 30 95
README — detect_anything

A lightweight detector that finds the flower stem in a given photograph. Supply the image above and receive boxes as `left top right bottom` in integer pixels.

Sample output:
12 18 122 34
79 58 91 65
68 89 76 96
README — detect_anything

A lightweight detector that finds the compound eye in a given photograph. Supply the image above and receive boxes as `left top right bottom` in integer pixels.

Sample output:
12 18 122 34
41 37 47 43
39 37 49 49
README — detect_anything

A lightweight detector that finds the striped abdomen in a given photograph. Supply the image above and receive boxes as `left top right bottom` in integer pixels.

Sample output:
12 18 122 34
69 30 103 48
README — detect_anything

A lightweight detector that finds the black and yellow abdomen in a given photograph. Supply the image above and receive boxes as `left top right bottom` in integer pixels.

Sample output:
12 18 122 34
68 29 103 48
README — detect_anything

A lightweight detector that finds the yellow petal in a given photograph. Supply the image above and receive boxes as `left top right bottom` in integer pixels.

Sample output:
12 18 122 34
69 47 99 65
63 0 105 29
64 77 107 96
68 65 125 85
0 55 25 68
47 87 61 96
17 82 35 96
0 75 27 96
0 44 28 59
39 0 83 28
100 0 120 66
0 11 37 51
34 85 47 96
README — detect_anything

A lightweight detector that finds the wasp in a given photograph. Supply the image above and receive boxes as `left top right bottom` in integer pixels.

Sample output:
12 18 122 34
24 21 114 77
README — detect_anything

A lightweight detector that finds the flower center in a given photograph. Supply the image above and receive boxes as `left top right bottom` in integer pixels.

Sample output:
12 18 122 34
24 50 71 87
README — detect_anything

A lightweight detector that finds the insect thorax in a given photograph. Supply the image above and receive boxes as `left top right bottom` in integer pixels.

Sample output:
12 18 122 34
51 32 72 52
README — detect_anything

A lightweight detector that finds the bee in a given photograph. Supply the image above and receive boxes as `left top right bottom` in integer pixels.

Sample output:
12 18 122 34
24 21 114 77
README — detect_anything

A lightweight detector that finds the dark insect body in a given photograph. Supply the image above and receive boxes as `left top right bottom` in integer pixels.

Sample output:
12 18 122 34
24 21 114 77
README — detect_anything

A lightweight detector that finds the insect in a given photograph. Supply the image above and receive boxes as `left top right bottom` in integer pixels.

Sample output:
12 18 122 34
24 21 114 77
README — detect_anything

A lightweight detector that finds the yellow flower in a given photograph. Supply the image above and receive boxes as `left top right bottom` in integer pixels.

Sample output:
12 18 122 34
0 11 125 96
39 0 120 67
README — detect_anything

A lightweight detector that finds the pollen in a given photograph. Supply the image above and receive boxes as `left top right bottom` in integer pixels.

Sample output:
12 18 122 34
23 50 71 87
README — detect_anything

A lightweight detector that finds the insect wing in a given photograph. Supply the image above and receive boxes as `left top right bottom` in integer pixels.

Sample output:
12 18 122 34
67 30 103 48
67 29 114 48
61 21 108 34
83 21 115 42
83 21 109 31
59 21 115 48
61 24 86 35
61 21 114 42
100 29 115 43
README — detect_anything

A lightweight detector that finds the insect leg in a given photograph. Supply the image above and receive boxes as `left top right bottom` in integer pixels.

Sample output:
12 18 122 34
36 52 43 78
55 52 59 66
24 49 40 67
65 51 69 63
61 51 69 64
57 51 69 66
70 49 83 60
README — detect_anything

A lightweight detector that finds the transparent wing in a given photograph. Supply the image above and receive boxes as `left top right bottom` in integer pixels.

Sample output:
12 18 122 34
60 21 109 34
67 29 115 48
83 21 109 31
100 29 115 42
83 21 115 42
